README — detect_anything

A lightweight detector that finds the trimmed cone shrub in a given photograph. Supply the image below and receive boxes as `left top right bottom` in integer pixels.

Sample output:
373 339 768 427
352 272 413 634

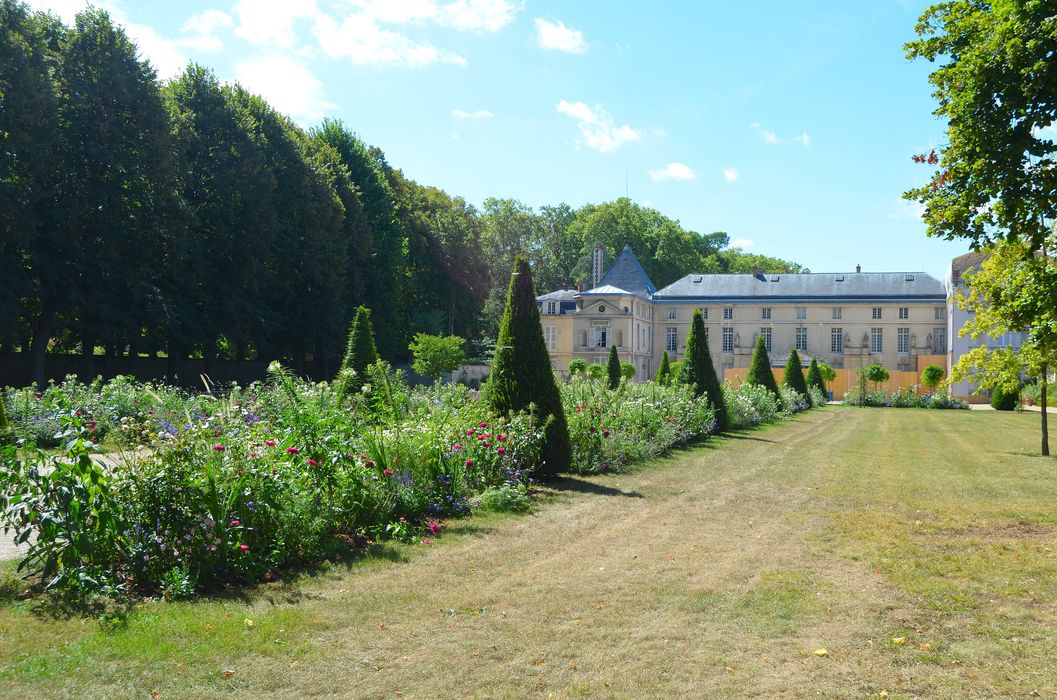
487 257 572 480
657 351 671 386
607 345 621 389
681 309 727 431
783 348 808 396
991 385 1018 411
338 306 379 396
746 335 780 398
806 358 825 393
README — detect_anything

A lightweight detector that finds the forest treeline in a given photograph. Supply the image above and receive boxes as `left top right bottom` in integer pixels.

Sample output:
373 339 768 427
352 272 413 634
0 2 805 382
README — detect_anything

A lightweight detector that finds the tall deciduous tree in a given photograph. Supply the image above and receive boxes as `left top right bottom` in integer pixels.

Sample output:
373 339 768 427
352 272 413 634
488 257 572 479
681 309 727 431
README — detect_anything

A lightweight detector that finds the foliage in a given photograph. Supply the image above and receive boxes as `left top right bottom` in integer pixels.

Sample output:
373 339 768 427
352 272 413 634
568 358 586 378
806 358 826 394
585 363 606 381
480 483 531 513
668 361 684 384
722 383 780 429
817 362 836 383
990 384 1019 411
807 385 827 408
656 351 671 386
338 306 380 397
680 309 727 431
0 392 8 444
607 346 621 390
487 257 572 480
845 387 969 410
745 336 780 397
620 362 635 381
782 349 809 396
866 363 891 389
921 364 945 390
409 333 466 381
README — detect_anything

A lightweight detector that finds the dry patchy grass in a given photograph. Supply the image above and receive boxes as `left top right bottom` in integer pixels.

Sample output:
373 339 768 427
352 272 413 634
1 406 1056 698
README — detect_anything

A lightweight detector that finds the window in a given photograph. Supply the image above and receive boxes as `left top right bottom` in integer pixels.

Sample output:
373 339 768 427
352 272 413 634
544 326 556 351
899 307 908 320
831 327 844 353
872 307 882 320
590 325 609 348
700 307 708 320
722 327 734 352
546 301 557 315
796 307 807 320
897 327 909 353
723 307 733 320
795 327 807 352
598 305 606 314
832 307 842 320
935 306 945 320
760 327 772 352
933 327 946 353
761 307 772 320
871 327 883 353
667 308 677 320
666 327 677 353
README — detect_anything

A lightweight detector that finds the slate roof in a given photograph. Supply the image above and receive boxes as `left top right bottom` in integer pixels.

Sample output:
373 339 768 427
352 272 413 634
536 289 579 302
584 245 657 298
654 271 946 302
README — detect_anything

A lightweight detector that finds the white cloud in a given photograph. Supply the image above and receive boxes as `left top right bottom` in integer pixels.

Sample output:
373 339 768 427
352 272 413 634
439 0 521 32
451 109 494 119
556 99 640 153
794 131 811 147
234 55 337 122
180 34 225 53
648 162 695 182
534 18 587 53
123 21 188 79
25 0 95 24
234 0 319 49
313 13 467 67
751 122 779 144
183 9 233 35
722 167 739 182
890 198 926 220
731 238 755 248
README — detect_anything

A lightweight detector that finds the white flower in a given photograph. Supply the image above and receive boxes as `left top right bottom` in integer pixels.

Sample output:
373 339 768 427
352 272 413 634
361 384 372 394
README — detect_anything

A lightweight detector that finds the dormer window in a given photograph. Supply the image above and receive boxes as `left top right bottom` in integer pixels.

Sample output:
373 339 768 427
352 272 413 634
546 301 557 315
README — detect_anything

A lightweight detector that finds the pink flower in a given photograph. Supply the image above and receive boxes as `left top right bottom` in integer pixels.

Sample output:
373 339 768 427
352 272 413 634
265 439 276 447
306 459 319 467
249 452 259 458
589 427 597 433
603 430 610 437
428 522 440 535
421 537 433 545
214 428 222 437
147 410 155 416
286 447 300 455
465 459 474 468
359 452 367 460
366 459 376 468
466 429 475 435
230 519 240 526
497 434 507 441
399 516 406 522
483 441 491 447
453 443 462 451
238 544 249 552
478 422 487 428
383 469 394 476
214 445 226 452
34 391 42 399
496 447 506 455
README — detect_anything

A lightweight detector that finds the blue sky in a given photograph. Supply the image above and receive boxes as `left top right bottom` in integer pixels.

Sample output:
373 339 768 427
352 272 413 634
30 0 968 280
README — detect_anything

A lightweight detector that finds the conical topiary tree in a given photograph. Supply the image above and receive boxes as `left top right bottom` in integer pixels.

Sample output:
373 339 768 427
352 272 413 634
656 351 671 386
746 335 780 397
681 309 728 431
607 345 621 389
806 357 826 393
783 348 809 396
338 305 379 396
487 257 572 480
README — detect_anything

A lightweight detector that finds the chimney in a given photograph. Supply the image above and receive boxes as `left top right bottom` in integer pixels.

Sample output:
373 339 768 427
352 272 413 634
592 245 604 287
856 264 861 273
750 266 759 278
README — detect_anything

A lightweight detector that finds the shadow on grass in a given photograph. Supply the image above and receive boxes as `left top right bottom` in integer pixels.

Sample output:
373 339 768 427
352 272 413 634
721 433 777 443
551 476 646 499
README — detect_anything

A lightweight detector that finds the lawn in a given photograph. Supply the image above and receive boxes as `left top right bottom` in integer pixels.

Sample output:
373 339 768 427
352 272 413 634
1 406 1055 698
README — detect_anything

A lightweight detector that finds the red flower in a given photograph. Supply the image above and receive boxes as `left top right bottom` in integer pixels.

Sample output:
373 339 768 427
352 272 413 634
249 452 259 458
421 537 433 545
478 422 487 428
603 430 610 437
75 410 83 417
483 441 491 447
428 522 440 534
265 439 276 447
214 445 226 452
366 459 376 468
497 434 507 441
306 459 319 467
238 544 249 552
147 410 155 416
466 429 475 435
465 459 474 468
286 447 300 455
34 391 42 399
383 468 394 476
230 519 240 526
453 443 462 451
496 447 506 455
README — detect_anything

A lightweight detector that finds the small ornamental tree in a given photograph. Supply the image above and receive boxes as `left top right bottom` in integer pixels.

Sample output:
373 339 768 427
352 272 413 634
487 257 572 479
681 309 727 431
991 384 1019 411
568 358 586 378
921 364 945 392
866 363 890 390
620 362 635 381
746 335 780 398
656 351 671 386
586 363 606 381
669 361 684 384
338 306 379 396
607 345 621 389
782 348 808 396
806 358 826 393
409 333 466 382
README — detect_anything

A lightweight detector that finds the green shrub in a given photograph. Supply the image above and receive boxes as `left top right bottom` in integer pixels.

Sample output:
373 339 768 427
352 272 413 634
806 358 826 394
338 306 380 397
568 358 586 378
921 364 945 391
480 483 531 513
746 336 780 398
991 384 1018 410
607 346 621 389
656 351 671 386
681 309 727 431
782 349 809 396
586 363 606 381
866 363 890 389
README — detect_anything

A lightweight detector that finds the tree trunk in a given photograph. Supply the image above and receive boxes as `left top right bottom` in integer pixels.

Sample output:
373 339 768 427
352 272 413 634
29 305 54 389
1042 365 1049 457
